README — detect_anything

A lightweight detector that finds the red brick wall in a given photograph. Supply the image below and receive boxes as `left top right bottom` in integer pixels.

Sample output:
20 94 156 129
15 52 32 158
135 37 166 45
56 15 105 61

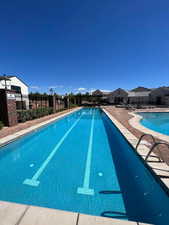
0 89 18 126
7 99 18 126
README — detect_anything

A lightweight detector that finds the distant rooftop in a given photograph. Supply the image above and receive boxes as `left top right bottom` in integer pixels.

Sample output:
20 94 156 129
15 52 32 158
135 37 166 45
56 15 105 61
130 86 151 92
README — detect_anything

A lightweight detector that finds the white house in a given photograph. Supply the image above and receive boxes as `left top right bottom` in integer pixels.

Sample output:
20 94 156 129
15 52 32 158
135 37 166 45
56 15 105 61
0 75 29 109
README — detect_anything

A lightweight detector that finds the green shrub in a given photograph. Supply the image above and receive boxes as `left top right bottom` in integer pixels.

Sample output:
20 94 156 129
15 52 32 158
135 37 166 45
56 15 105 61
48 107 54 114
69 104 77 108
0 121 4 130
17 111 26 122
30 109 37 119
17 106 77 123
17 107 52 123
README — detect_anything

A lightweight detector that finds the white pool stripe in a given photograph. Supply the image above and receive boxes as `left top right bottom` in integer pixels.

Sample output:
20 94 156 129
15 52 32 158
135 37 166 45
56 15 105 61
23 113 83 187
77 109 95 195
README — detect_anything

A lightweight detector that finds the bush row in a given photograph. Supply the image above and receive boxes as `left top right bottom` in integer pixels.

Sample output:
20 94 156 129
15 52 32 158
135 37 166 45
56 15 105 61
69 104 78 108
17 107 54 123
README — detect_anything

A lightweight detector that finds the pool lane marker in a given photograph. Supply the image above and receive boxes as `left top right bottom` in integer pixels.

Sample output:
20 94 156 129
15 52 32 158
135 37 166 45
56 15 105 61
77 110 95 196
23 113 84 187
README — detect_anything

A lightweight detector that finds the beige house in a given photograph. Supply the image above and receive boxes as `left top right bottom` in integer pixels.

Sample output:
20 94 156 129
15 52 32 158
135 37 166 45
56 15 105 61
92 89 103 96
108 88 128 104
92 89 110 96
92 86 169 106
92 89 110 103
108 88 151 105
149 87 169 105
128 91 150 104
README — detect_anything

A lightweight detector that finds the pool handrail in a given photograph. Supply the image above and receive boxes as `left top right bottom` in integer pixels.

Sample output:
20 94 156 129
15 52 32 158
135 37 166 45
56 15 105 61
136 133 164 162
145 142 169 163
136 133 156 151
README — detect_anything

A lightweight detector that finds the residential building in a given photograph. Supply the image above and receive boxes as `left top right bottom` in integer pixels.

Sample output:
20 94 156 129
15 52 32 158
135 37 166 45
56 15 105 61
92 89 110 97
130 87 151 92
149 87 169 105
107 86 169 106
92 89 110 103
108 88 151 105
128 91 150 104
108 88 128 104
92 89 104 96
0 75 29 109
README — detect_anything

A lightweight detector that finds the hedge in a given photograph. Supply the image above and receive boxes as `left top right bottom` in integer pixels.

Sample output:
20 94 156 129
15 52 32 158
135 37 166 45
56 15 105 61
17 107 54 123
69 104 78 108
17 106 78 123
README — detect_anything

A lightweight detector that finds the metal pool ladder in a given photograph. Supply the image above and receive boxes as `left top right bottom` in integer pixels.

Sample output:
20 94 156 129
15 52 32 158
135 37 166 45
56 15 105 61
145 142 169 162
136 134 156 151
135 134 169 162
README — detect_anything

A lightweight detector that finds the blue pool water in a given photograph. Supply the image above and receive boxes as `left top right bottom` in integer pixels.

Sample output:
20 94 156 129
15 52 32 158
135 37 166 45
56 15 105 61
138 112 169 136
0 108 169 224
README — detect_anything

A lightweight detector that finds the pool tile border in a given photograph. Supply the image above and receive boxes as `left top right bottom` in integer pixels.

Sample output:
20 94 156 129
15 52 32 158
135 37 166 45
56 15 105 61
0 107 82 147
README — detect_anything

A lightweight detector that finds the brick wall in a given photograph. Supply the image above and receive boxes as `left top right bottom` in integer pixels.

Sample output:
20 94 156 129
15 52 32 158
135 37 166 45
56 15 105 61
0 89 18 126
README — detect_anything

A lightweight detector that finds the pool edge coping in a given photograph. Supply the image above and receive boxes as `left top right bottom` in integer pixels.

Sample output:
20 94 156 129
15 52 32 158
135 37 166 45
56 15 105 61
129 112 169 143
0 200 151 225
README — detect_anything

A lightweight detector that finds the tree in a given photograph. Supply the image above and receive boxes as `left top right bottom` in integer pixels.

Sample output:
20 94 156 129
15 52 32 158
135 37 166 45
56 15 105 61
49 88 54 95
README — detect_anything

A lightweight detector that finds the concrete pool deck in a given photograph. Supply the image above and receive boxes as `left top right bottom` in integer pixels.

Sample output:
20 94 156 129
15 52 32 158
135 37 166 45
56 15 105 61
0 201 151 225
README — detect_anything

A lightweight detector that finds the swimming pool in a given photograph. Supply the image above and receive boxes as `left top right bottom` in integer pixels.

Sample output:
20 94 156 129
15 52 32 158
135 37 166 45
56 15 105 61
138 112 169 136
0 108 169 224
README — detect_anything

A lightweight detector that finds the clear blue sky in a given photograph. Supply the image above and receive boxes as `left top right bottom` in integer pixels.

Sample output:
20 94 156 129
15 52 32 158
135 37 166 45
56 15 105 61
0 0 169 94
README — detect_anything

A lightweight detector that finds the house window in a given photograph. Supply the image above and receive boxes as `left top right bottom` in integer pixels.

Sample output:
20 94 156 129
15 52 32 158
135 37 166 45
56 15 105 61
11 85 21 93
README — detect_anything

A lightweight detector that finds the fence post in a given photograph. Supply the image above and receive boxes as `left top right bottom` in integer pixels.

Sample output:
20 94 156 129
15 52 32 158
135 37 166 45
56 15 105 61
53 95 56 113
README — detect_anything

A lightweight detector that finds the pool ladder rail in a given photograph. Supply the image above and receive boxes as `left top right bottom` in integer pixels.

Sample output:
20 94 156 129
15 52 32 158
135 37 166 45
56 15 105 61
135 134 169 163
